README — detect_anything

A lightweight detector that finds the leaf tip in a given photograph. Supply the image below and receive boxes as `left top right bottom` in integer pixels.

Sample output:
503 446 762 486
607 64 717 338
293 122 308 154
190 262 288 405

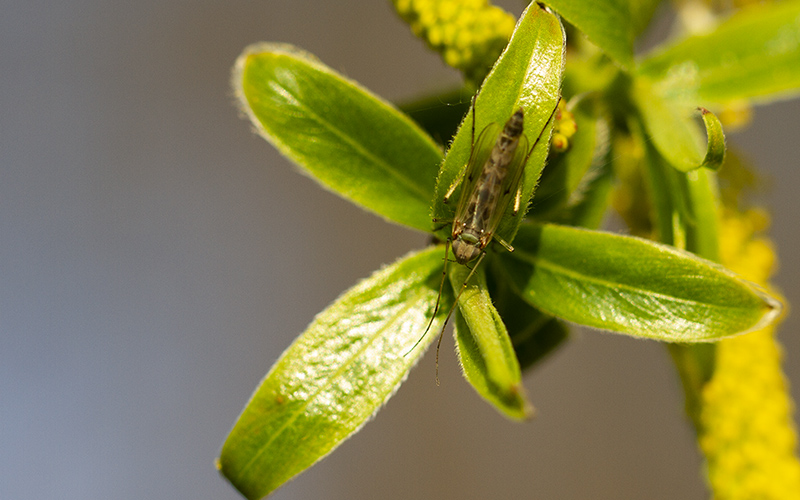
759 291 785 326
738 287 785 337
506 383 536 421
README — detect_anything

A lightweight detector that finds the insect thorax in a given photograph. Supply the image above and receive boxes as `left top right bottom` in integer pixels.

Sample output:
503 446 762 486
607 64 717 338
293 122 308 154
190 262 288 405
452 231 482 264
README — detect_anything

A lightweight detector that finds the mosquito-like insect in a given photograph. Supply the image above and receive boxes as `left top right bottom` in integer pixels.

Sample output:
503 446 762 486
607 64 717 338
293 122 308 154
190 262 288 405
410 96 560 381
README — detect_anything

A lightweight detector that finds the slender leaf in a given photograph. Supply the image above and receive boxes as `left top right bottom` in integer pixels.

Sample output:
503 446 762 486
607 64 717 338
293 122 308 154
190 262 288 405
233 43 443 232
449 264 533 420
683 167 721 261
499 223 782 342
432 3 565 243
697 107 726 171
663 140 723 426
638 1 800 105
218 246 447 500
545 0 637 69
633 77 727 172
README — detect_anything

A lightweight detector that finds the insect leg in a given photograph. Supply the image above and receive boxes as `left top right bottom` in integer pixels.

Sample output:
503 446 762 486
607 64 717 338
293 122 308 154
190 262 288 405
443 166 466 203
404 240 451 357
493 235 515 253
508 97 561 216
525 98 563 161
512 169 525 216
470 94 477 149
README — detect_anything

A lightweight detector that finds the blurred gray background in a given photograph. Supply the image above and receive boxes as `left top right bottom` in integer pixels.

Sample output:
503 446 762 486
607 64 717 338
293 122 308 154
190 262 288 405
2 1 799 499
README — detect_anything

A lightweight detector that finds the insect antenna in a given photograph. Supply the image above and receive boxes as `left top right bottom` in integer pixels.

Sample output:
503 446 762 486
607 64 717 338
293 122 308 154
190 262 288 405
525 98 563 162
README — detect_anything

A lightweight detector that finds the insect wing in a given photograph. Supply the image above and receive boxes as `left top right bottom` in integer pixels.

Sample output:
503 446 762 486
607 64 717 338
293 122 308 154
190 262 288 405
485 132 530 237
452 122 502 226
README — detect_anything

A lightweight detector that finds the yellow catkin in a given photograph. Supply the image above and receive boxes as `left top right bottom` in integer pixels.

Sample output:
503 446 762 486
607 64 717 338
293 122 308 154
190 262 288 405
699 208 800 499
551 99 577 153
391 0 516 84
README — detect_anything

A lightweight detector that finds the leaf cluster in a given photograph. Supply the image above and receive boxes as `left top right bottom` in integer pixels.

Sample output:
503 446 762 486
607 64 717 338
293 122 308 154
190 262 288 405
219 2 800 498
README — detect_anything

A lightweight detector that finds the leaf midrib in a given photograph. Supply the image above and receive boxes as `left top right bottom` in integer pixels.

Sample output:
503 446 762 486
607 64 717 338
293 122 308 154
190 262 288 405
510 248 754 314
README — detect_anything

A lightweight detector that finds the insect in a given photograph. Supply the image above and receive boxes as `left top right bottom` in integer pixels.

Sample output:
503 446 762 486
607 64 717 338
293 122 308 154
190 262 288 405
410 96 560 381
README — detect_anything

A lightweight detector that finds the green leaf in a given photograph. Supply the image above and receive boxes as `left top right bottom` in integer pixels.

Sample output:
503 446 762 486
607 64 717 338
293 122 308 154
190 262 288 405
633 77 727 172
449 264 533 420
544 0 637 69
499 223 782 342
683 167 722 260
697 107 726 171
638 1 800 105
233 43 443 233
432 3 565 242
218 246 447 500
669 168 722 423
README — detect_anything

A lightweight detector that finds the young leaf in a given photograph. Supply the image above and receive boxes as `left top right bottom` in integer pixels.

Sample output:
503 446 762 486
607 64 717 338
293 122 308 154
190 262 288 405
449 264 533 420
638 1 800 105
544 0 640 69
697 107 726 171
233 43 443 233
432 2 565 243
217 247 447 500
499 223 782 342
633 77 726 172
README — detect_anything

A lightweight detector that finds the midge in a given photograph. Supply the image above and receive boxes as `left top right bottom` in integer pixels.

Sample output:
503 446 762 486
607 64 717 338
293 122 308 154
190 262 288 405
410 97 560 378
